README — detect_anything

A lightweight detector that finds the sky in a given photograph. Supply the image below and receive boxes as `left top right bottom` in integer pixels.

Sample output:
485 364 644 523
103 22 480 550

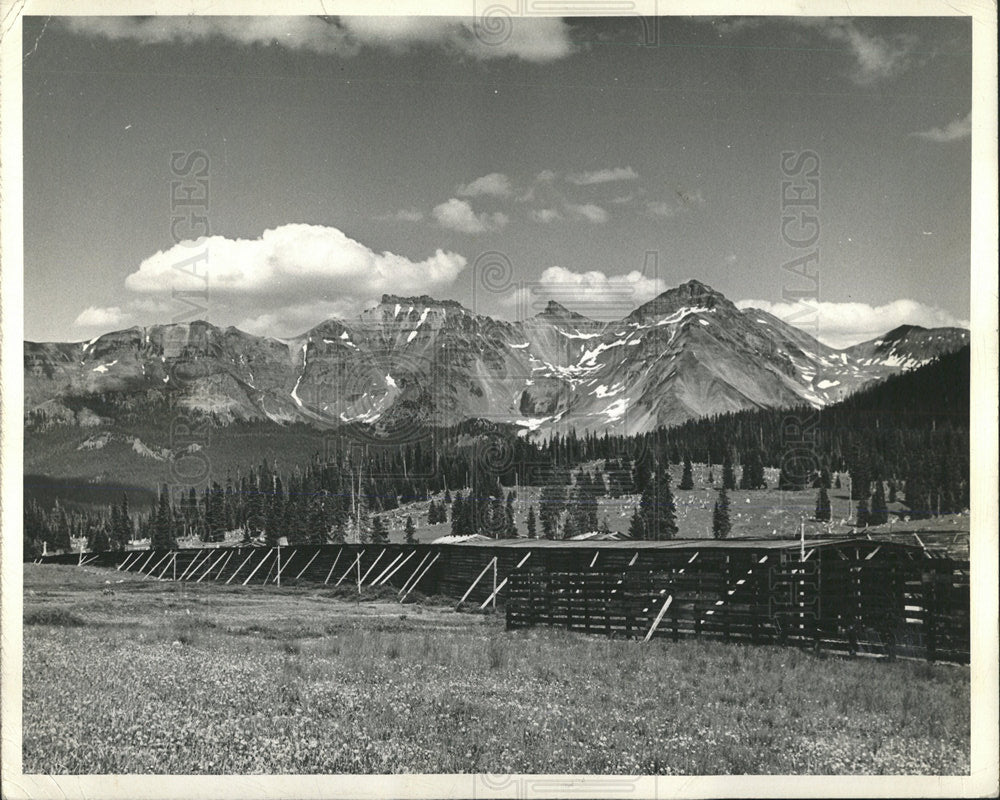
22 15 972 348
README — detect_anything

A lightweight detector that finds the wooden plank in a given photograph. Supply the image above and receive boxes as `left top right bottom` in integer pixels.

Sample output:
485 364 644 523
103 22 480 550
173 551 198 581
336 550 365 587
400 553 440 603
195 551 227 583
272 549 297 585
156 552 178 580
398 552 430 596
225 549 257 585
358 549 386 586
117 552 140 571
379 550 414 585
370 553 403 586
210 551 233 581
242 548 274 586
294 548 322 581
135 550 157 575
323 548 344 585
479 552 532 609
457 557 496 609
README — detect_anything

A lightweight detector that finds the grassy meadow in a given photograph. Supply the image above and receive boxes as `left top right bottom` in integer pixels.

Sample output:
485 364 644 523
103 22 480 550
21 563 969 775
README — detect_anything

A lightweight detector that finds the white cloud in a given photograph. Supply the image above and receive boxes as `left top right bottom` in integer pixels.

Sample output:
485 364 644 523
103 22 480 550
62 15 575 63
794 19 917 84
77 224 469 337
712 18 918 85
74 306 129 329
126 224 466 297
565 203 609 224
529 208 563 224
390 209 425 222
910 111 971 143
504 266 665 319
566 166 639 186
646 189 705 219
736 298 969 349
646 201 681 219
456 172 513 197
433 198 508 234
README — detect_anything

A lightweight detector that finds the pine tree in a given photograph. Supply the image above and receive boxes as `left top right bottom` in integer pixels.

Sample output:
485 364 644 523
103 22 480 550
869 479 889 526
525 505 537 539
722 453 736 491
90 521 110 552
856 496 870 528
739 450 766 490
712 486 731 539
638 464 677 541
849 454 870 501
679 456 694 490
504 491 517 538
371 515 389 544
153 485 177 549
110 503 121 551
115 492 131 550
538 482 566 540
307 494 328 544
427 500 439 525
404 515 417 544
815 486 831 522
488 493 505 538
628 508 646 540
835 473 842 489
444 488 452 504
451 492 465 535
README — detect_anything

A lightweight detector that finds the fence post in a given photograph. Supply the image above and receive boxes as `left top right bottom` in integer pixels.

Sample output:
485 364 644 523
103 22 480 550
924 568 937 662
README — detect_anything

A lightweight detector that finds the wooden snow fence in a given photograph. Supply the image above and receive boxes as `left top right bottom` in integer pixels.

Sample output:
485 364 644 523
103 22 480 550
504 538 970 664
33 536 968 662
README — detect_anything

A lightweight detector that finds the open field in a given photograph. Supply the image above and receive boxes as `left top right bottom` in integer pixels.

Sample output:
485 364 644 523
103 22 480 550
22 563 969 775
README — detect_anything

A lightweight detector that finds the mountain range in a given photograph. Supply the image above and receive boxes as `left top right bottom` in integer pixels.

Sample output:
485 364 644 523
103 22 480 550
25 280 968 438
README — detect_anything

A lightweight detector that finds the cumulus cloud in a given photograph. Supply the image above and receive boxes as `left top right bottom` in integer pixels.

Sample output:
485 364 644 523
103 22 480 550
710 18 918 84
564 203 609 224
61 15 575 63
504 266 665 319
736 298 969 349
646 201 681 219
794 18 917 84
432 198 508 234
74 306 128 329
529 208 564 224
566 166 638 186
646 189 705 219
75 223 469 335
126 224 466 297
456 172 513 198
910 111 972 143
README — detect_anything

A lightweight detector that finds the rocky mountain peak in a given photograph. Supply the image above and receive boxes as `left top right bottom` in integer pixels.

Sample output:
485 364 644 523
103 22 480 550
535 299 592 322
379 294 464 309
625 278 733 323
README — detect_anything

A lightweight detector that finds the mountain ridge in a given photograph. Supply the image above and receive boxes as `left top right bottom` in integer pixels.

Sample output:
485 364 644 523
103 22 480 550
26 280 969 437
